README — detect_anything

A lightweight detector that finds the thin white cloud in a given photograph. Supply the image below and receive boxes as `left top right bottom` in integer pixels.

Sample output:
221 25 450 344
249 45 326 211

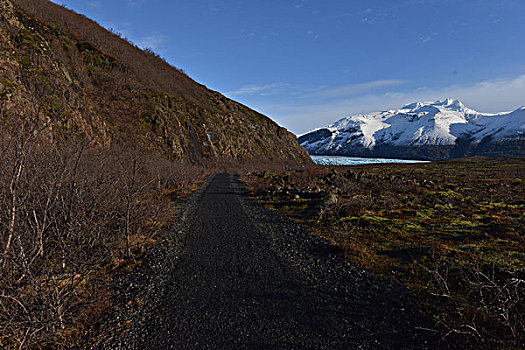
87 1 101 7
227 83 287 97
440 75 525 112
361 17 375 24
302 80 405 99
264 75 525 134
294 0 306 8
137 33 167 50
402 0 450 5
126 0 142 8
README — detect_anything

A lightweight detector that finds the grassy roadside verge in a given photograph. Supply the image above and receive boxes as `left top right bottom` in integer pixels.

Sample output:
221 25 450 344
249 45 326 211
242 157 524 349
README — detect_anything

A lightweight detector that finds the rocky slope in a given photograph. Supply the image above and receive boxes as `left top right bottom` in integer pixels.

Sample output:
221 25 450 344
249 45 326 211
299 99 525 160
0 0 309 162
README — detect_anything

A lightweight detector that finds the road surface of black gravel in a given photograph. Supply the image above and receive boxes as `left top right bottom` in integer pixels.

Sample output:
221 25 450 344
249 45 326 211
97 173 448 349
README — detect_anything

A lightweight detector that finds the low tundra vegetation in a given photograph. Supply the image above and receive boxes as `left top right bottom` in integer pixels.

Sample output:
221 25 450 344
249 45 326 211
244 157 524 349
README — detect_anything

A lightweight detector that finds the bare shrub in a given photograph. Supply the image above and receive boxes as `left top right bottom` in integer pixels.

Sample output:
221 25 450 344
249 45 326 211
0 123 203 348
421 250 525 347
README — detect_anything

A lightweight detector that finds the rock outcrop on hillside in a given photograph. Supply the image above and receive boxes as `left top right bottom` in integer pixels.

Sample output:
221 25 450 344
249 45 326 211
0 0 310 162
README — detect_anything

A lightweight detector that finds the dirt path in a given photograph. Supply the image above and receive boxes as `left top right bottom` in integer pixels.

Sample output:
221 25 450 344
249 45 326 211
98 173 447 349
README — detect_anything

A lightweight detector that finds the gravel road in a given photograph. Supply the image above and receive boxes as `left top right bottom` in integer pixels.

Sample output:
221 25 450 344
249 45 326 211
97 173 448 349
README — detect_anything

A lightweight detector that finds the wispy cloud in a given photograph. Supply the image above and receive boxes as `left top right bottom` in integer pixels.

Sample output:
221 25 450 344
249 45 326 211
136 33 167 50
302 80 405 99
294 0 306 9
125 0 143 8
437 74 525 112
263 75 525 134
402 0 450 5
227 83 287 97
86 1 101 7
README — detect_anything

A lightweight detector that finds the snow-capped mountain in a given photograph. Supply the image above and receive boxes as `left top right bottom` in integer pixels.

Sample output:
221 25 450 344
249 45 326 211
298 99 525 160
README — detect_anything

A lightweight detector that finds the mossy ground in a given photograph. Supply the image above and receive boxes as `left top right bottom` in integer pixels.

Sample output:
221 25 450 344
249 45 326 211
244 157 524 348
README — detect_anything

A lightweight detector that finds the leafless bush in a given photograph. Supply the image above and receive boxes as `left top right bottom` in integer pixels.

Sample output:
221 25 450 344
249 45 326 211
421 250 524 348
0 117 203 348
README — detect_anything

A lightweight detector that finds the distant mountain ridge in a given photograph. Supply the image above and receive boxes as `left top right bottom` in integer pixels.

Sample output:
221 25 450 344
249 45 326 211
0 0 309 162
298 99 525 160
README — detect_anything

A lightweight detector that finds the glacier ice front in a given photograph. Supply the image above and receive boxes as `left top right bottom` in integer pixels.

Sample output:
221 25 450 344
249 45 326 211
311 156 429 166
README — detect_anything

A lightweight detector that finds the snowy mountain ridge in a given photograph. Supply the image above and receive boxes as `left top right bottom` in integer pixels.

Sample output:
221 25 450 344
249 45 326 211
298 99 525 160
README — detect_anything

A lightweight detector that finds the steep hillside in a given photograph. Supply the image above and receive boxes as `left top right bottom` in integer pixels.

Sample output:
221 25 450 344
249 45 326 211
0 0 309 162
299 99 525 160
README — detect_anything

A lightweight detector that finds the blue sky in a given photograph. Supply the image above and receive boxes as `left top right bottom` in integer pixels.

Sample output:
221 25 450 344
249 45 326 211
53 0 525 134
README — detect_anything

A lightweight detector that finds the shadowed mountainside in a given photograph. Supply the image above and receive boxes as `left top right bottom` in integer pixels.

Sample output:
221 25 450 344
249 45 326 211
0 0 309 162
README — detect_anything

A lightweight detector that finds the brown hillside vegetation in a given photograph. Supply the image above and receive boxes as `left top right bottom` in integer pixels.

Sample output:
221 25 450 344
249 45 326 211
1 0 309 162
0 0 309 347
